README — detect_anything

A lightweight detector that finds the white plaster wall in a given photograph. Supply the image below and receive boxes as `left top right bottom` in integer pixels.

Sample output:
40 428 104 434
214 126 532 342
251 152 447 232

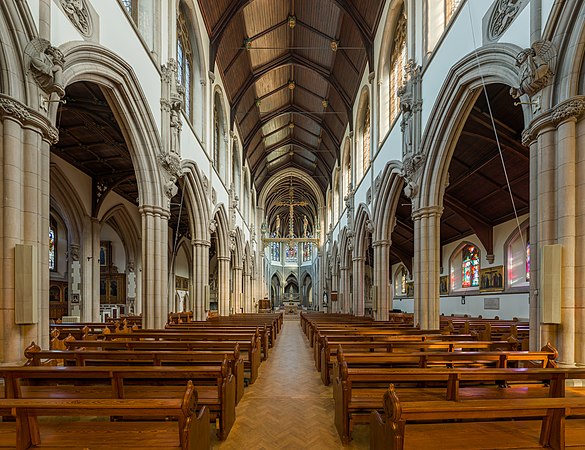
28 0 39 27
175 247 190 278
50 154 92 215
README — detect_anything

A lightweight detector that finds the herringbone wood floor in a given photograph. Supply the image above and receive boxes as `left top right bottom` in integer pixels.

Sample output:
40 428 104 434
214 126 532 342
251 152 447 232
212 315 368 449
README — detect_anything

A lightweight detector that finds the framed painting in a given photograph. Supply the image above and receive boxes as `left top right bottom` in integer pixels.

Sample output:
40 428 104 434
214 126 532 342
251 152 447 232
440 275 449 295
480 265 505 292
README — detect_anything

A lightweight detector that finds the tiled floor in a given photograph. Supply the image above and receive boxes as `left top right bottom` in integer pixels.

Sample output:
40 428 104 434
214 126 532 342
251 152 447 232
213 316 368 449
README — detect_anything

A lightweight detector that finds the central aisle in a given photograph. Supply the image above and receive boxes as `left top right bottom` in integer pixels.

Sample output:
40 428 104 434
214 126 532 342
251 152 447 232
213 317 368 449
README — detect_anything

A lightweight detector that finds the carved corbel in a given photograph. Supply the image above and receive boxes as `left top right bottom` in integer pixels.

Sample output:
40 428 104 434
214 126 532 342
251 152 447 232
24 38 65 97
510 40 556 99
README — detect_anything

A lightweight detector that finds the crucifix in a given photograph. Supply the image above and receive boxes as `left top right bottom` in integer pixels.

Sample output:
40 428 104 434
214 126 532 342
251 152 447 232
274 181 308 239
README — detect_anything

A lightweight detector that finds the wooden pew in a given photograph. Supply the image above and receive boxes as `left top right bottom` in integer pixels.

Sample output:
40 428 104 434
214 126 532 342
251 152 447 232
0 381 209 450
370 384 585 450
7 361 236 440
29 342 245 405
333 362 581 443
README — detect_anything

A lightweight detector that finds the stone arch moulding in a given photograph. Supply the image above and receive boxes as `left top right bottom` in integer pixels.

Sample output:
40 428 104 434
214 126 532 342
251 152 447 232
211 203 230 259
418 43 528 212
372 160 403 243
353 203 373 259
57 42 164 209
181 160 210 242
258 168 325 213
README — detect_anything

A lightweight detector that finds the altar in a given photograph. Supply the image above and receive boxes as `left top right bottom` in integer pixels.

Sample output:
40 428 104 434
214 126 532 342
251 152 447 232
285 302 299 314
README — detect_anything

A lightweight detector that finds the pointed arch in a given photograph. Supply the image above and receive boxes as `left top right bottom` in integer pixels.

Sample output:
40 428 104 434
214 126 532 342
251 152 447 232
181 160 211 242
211 203 230 259
49 164 88 246
372 161 404 242
58 43 165 208
100 204 141 265
355 86 371 181
418 44 528 212
353 203 373 259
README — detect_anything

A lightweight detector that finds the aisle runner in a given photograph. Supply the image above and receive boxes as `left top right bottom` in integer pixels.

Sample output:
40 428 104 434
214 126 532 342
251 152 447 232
213 319 368 449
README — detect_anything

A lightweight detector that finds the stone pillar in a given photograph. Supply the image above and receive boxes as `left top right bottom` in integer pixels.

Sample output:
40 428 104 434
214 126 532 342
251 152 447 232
532 126 557 350
412 206 442 329
192 240 210 321
339 267 348 313
140 205 170 329
90 218 101 322
39 0 51 40
68 244 81 317
217 256 230 316
0 99 54 362
373 240 391 321
352 256 365 316
232 265 243 314
556 118 576 366
244 267 252 313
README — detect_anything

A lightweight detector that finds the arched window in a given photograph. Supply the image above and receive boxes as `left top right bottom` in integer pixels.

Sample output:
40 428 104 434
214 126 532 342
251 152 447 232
232 141 241 195
243 170 250 223
333 170 339 222
461 244 480 288
362 106 371 174
507 225 530 288
213 102 220 172
271 232 280 262
49 217 57 271
343 141 352 202
445 0 463 24
177 5 193 119
390 12 407 123
394 265 408 297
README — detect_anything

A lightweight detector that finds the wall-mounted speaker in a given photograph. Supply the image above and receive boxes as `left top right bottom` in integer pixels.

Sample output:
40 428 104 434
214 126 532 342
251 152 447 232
541 244 561 324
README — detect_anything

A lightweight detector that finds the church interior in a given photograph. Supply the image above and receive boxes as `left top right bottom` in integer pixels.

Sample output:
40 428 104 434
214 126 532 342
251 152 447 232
1 0 585 448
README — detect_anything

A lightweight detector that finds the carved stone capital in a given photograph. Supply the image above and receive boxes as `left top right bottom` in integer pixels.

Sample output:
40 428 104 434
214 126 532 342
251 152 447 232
161 59 178 84
400 152 426 199
551 98 585 124
0 98 30 121
209 219 217 235
158 152 182 179
69 245 80 262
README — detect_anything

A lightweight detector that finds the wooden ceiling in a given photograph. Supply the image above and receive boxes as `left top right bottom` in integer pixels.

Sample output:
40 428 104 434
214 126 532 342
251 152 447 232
391 83 528 271
197 0 386 192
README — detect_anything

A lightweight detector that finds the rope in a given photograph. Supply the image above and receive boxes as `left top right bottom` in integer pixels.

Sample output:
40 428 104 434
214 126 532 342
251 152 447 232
466 1 527 250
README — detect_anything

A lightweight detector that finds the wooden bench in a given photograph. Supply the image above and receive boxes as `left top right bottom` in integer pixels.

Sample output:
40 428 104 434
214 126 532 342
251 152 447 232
319 337 520 385
27 343 245 405
333 363 582 443
370 384 585 450
2 363 236 440
0 380 209 450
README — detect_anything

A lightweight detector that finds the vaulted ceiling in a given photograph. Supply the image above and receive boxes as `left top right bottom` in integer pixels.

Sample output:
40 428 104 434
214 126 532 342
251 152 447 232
197 0 386 193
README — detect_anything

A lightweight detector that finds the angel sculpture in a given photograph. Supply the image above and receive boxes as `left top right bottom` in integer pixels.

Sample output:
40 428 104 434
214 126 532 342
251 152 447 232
510 40 556 99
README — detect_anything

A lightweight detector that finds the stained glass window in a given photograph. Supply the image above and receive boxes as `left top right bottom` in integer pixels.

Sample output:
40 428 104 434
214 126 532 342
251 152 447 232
526 243 530 281
461 244 480 288
49 223 56 271
285 243 298 262
363 106 371 174
177 5 193 118
390 13 407 123
303 242 312 262
270 232 280 262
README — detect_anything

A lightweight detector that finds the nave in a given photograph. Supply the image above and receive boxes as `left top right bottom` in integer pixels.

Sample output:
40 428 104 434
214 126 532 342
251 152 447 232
213 315 368 449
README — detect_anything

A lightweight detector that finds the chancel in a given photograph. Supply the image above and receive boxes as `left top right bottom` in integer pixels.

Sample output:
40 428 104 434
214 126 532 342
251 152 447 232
1 0 585 448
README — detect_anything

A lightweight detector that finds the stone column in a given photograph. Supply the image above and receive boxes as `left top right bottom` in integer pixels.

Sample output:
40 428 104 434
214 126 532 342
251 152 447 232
91 218 101 322
352 256 365 316
532 126 557 350
339 267 348 313
232 265 243 314
217 256 230 316
68 244 81 317
556 118 576 366
412 205 442 329
140 205 170 329
192 240 210 321
373 240 391 321
0 99 54 362
243 267 252 313
39 0 51 40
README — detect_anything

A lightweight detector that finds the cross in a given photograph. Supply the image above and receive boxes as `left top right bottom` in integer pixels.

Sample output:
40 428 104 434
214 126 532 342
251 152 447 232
274 184 308 238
